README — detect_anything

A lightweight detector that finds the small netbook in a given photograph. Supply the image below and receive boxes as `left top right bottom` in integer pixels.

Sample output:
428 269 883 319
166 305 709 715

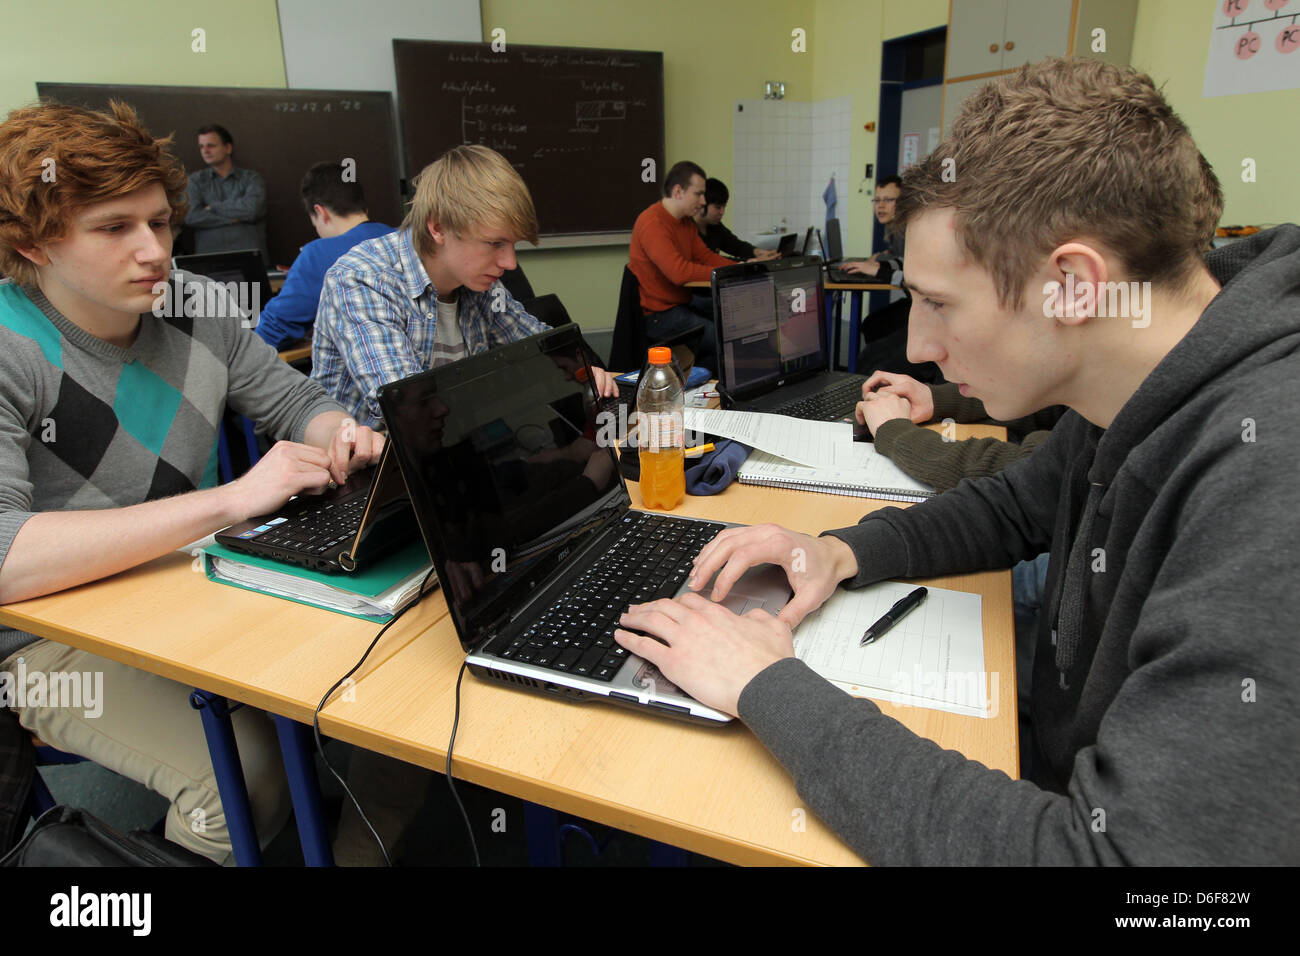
216 442 419 573
710 256 865 421
378 324 791 725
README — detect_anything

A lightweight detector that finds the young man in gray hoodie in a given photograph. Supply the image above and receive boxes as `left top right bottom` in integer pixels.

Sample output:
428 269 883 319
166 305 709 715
615 58 1300 865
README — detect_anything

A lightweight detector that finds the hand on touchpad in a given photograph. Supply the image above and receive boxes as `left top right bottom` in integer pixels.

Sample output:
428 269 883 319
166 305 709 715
697 564 792 616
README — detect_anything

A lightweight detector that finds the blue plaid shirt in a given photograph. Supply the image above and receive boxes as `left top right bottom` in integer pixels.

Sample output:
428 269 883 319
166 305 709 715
311 228 548 428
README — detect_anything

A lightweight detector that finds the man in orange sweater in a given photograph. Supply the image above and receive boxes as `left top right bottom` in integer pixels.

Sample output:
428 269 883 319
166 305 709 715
628 160 734 372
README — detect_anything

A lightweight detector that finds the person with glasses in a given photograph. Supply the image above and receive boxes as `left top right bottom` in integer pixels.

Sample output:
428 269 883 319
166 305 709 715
312 145 617 431
839 175 939 381
840 175 903 280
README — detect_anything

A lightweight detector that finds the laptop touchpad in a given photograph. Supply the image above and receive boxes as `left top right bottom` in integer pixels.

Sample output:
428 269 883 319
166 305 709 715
701 564 792 616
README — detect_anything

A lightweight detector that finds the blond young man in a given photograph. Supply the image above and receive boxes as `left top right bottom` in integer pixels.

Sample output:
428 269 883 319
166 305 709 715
614 59 1300 864
312 144 614 430
0 101 383 862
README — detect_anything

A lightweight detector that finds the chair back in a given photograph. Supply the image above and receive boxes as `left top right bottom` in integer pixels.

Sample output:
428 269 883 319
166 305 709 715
608 265 646 372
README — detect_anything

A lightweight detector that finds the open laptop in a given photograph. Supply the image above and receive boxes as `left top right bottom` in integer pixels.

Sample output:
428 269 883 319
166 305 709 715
800 226 819 256
775 232 799 255
710 256 866 421
821 220 868 283
172 249 273 324
377 324 792 725
215 442 420 573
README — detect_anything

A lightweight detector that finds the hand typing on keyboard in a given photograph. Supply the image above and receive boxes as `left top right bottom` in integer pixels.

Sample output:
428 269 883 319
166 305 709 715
614 592 795 718
220 440 343 524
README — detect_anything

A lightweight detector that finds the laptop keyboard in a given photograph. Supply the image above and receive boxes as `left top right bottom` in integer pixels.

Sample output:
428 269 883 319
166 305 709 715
491 511 726 681
771 379 864 422
253 494 369 556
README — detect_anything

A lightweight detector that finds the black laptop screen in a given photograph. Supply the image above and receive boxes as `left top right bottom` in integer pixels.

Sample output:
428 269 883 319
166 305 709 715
378 327 629 650
714 260 826 397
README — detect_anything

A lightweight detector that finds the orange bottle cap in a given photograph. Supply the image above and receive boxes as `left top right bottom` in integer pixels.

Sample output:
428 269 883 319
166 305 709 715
647 346 671 365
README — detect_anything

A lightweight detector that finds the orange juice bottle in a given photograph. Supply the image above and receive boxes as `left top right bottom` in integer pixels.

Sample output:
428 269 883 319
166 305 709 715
636 346 685 510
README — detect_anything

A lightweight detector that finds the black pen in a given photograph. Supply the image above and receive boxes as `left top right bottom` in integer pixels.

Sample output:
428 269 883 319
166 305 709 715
860 587 928 646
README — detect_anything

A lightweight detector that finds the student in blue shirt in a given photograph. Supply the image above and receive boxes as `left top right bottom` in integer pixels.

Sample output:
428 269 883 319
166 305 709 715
254 163 394 350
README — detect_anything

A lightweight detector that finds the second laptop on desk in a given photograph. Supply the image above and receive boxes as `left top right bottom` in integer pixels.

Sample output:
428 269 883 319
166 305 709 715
711 255 865 422
378 324 792 725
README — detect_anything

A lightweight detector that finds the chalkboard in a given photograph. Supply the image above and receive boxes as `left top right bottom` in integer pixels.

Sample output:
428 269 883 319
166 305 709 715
36 83 403 270
393 40 664 238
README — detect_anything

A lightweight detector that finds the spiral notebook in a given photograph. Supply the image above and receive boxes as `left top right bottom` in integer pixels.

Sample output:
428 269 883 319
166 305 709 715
738 445 936 502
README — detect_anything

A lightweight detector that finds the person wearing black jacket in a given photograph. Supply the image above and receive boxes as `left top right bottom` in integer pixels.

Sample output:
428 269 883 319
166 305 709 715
693 178 777 261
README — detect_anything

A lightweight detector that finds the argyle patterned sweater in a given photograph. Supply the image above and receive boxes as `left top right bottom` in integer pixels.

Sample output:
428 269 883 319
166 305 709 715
0 277 342 660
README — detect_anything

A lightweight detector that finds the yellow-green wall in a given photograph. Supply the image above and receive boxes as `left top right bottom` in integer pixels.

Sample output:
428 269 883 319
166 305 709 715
2 0 1294 333
0 0 286 113
480 0 816 333
1130 0 1299 226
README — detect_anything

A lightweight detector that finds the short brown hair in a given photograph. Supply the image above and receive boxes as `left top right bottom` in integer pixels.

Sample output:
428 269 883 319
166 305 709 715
664 160 705 199
402 145 539 258
0 100 189 284
894 58 1223 309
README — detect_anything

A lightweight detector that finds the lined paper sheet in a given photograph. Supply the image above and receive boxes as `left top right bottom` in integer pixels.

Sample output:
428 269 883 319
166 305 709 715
684 407 853 468
793 582 990 718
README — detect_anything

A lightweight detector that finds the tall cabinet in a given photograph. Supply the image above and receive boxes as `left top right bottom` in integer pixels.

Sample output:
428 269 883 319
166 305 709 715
941 0 1138 137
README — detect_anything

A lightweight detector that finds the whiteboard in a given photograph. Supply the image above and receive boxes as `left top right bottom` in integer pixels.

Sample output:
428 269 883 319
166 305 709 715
277 0 481 98
1203 0 1300 97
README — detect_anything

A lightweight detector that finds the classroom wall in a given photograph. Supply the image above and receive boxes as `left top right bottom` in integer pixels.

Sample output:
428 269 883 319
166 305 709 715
489 0 949 335
5 0 1292 340
1130 0 1299 226
809 0 948 259
0 0 287 116
479 0 816 338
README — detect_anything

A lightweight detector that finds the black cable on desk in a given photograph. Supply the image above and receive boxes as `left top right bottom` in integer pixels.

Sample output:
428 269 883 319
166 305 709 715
446 658 481 867
313 565 438 867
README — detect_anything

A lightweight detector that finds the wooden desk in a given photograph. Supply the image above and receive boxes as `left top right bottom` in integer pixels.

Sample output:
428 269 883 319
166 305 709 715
0 550 447 726
2 426 1016 866
278 344 311 364
320 451 1017 867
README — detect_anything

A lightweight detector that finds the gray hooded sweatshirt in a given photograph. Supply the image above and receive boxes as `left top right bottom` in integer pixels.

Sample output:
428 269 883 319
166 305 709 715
738 225 1300 865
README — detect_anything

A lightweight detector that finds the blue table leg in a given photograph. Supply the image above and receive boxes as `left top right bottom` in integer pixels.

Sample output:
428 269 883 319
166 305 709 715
830 291 845 370
848 291 864 374
824 290 837 370
273 715 334 866
648 841 689 866
216 426 233 485
189 690 262 867
28 769 57 818
525 801 562 866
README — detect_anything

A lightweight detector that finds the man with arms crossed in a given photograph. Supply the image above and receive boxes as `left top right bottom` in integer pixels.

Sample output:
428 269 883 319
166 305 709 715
615 59 1300 864
185 123 269 263
313 145 614 431
0 101 382 862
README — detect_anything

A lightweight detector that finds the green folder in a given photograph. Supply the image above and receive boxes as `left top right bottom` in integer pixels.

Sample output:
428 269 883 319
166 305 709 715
203 539 435 623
